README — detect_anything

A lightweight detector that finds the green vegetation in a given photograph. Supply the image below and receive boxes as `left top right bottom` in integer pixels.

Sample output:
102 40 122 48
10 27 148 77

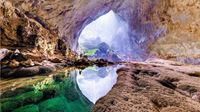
0 91 43 112
33 78 56 91
39 97 69 112
13 104 39 112
84 49 97 56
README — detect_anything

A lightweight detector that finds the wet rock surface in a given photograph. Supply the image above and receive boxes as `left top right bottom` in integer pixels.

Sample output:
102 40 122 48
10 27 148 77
93 59 200 112
0 48 114 78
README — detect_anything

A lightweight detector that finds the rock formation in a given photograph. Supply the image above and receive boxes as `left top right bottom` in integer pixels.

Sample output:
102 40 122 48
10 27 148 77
149 0 200 64
1 0 198 62
0 0 200 111
0 0 58 58
93 59 200 112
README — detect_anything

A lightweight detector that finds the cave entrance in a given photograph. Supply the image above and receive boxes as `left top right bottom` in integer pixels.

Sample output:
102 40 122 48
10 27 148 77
77 10 138 62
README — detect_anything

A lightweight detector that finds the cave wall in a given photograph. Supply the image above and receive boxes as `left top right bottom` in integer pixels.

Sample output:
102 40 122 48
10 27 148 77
0 0 199 61
0 0 58 57
149 0 200 63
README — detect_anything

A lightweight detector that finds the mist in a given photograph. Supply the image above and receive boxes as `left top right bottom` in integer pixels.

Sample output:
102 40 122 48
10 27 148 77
77 10 145 62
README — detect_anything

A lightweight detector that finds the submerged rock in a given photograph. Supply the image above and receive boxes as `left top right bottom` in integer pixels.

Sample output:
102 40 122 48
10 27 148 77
0 86 34 99
38 97 68 112
13 104 39 112
0 91 43 112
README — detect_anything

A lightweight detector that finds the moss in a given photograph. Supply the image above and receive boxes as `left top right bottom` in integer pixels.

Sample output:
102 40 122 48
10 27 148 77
84 49 97 56
0 86 34 99
0 91 43 112
16 91 43 104
0 99 20 112
33 78 55 91
38 97 69 112
13 104 39 112
42 84 60 99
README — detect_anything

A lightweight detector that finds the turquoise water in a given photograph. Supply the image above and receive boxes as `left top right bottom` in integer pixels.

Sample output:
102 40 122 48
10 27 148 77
0 65 119 112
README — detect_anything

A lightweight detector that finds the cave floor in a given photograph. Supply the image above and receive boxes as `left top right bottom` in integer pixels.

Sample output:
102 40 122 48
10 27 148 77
1 59 200 112
93 59 200 112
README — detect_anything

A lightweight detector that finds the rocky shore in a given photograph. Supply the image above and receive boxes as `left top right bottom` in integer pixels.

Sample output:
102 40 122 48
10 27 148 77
93 59 200 112
0 49 114 78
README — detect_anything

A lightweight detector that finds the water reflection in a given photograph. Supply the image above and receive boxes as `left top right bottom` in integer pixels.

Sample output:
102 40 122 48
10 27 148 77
0 65 120 112
76 65 119 104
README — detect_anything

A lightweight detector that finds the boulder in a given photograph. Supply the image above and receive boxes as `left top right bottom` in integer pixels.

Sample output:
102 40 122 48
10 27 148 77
50 58 62 63
13 66 40 77
39 66 56 74
9 59 20 68
1 68 18 78
34 61 42 66
10 49 27 61
21 59 35 67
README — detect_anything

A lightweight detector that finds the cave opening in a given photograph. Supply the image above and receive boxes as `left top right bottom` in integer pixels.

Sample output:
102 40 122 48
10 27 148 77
77 10 145 62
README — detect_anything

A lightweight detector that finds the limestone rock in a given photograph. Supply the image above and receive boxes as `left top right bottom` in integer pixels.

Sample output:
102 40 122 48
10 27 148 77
13 66 40 77
149 0 200 61
9 59 20 68
0 0 58 57
0 0 199 62
93 61 200 112
21 59 35 67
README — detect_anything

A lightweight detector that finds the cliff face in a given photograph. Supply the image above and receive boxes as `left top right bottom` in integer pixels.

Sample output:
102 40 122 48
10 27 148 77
149 0 200 64
0 1 58 57
0 0 199 62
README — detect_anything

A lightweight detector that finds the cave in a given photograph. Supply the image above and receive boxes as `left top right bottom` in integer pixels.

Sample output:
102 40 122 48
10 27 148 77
0 0 200 112
77 10 145 62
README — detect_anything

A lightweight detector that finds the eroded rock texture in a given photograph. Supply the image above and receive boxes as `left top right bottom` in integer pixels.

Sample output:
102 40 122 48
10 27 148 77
149 0 200 64
93 60 200 112
0 0 58 57
0 0 166 58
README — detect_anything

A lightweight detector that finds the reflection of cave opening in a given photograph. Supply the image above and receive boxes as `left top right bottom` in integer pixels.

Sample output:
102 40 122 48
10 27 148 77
77 10 145 62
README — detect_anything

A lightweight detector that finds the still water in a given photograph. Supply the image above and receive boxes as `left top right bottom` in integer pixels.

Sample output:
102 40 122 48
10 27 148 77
0 65 120 112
